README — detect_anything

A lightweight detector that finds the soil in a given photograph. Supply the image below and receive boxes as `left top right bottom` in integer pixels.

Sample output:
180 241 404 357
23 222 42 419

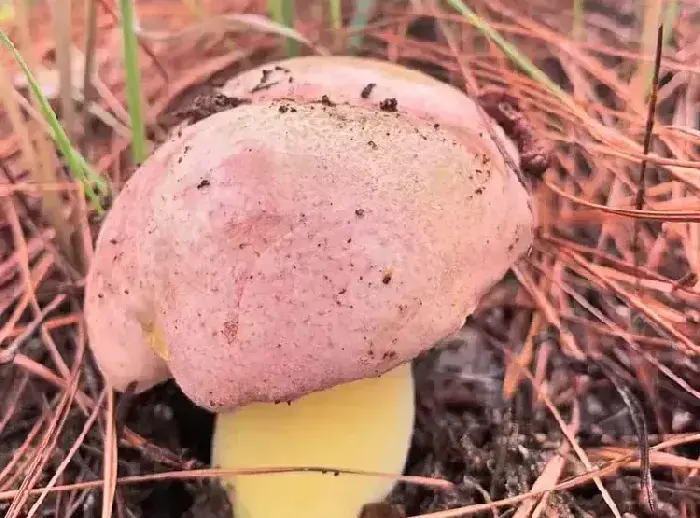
117 323 559 518
103 312 695 518
379 98 399 112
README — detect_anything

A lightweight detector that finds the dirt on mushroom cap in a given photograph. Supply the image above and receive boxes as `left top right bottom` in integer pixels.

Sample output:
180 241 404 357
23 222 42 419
220 55 520 163
85 95 533 412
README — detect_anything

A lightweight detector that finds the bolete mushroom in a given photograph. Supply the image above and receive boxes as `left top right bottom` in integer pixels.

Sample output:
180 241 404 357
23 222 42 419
85 56 535 518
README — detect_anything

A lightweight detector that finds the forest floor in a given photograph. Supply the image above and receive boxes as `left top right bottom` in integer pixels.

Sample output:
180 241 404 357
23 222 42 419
1 1 700 517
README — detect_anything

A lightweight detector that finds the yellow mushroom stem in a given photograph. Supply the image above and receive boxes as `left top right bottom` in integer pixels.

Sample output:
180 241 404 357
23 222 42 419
211 362 415 518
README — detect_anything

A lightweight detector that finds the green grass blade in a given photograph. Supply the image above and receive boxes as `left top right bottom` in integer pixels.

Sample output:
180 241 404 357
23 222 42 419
572 0 584 40
268 0 298 56
348 0 376 48
119 0 148 165
445 0 571 106
0 29 108 213
662 0 677 47
329 0 342 30
639 2 675 100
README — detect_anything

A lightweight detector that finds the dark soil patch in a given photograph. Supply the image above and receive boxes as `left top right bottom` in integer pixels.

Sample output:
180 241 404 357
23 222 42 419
98 317 694 518
379 98 399 112
114 327 549 518
321 94 336 107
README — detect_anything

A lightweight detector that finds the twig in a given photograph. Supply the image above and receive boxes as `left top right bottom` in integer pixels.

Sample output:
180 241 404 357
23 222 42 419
0 294 67 364
599 359 658 514
632 24 664 280
0 466 454 501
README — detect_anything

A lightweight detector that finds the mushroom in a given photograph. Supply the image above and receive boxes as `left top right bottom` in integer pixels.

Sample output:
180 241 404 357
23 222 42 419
85 56 535 518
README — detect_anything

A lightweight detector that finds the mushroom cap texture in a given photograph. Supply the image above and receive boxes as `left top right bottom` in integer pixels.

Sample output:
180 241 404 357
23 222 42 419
85 57 534 411
222 56 498 132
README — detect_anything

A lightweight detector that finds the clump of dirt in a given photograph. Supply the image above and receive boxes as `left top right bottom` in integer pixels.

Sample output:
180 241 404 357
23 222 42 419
321 94 336 107
361 83 377 99
379 98 399 112
175 93 250 124
477 88 551 178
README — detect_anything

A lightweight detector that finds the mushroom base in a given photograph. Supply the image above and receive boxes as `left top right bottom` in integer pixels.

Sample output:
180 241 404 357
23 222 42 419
211 363 415 518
